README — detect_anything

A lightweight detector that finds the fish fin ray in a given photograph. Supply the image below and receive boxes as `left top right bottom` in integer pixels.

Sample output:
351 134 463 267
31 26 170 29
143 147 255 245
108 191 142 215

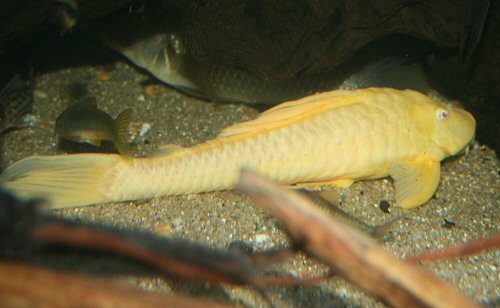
340 57 431 93
389 158 441 208
0 154 120 209
114 108 133 156
294 178 354 190
218 90 357 137
82 97 98 108
327 179 354 188
87 140 102 147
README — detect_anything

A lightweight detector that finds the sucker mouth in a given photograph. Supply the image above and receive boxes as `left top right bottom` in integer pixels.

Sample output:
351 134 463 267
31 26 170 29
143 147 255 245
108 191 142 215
457 135 476 157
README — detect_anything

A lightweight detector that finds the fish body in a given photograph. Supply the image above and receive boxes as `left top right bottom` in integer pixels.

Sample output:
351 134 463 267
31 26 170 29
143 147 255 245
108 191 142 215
171 48 431 104
55 98 133 155
1 88 475 209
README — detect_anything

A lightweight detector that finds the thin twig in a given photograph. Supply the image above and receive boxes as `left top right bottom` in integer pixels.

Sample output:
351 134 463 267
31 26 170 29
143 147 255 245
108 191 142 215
408 233 500 263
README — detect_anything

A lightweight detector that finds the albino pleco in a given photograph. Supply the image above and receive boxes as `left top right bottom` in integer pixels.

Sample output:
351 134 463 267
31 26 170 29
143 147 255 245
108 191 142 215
0 88 476 209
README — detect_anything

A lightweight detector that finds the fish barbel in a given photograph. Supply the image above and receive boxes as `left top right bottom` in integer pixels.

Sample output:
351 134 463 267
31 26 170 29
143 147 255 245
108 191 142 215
0 88 475 209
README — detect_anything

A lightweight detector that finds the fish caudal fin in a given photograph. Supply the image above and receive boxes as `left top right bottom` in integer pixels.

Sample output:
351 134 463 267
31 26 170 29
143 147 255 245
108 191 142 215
370 218 400 240
0 154 120 209
114 109 133 156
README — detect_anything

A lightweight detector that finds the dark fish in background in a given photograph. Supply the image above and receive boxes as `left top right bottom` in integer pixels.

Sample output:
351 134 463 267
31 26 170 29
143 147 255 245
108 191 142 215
94 1 434 104
55 97 133 156
166 35 434 104
104 29 433 104
0 74 34 137
459 0 491 63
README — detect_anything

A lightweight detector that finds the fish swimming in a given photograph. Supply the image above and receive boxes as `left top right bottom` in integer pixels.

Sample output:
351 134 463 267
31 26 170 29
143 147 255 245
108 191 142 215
55 97 133 156
0 88 475 209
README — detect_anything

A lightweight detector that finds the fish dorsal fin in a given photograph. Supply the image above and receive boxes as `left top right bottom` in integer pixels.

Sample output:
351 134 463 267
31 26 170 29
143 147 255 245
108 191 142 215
81 97 99 108
151 144 185 157
113 108 133 156
389 158 441 208
340 57 431 93
218 89 358 138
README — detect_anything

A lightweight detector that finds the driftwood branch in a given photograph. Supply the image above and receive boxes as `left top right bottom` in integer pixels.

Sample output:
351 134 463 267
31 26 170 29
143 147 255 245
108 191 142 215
408 233 500 263
0 260 233 308
31 221 260 286
236 169 481 308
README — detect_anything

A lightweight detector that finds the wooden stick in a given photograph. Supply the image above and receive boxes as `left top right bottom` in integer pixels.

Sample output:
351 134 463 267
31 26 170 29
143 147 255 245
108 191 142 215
408 233 500 263
31 221 259 286
0 260 233 308
236 169 481 308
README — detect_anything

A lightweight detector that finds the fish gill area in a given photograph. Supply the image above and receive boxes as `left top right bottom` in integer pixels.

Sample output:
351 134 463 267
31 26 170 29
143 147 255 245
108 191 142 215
0 1 498 307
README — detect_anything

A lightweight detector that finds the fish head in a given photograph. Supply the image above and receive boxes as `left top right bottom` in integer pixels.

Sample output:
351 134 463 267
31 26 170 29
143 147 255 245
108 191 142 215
429 102 476 157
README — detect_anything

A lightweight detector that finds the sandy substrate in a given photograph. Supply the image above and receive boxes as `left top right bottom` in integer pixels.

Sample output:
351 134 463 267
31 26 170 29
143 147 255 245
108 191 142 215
3 53 499 307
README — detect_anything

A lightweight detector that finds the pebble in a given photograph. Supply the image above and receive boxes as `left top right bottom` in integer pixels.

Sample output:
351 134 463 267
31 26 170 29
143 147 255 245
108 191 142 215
254 233 269 246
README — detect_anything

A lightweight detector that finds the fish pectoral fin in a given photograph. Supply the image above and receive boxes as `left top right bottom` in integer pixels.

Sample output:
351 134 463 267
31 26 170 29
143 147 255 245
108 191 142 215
389 159 441 208
328 179 355 188
87 140 102 147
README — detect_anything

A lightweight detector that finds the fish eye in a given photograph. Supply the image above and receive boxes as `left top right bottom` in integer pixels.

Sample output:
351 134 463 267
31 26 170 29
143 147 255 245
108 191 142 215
436 108 449 121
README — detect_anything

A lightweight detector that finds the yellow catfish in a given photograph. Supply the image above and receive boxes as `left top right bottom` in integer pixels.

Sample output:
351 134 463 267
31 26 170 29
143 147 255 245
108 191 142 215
0 88 475 209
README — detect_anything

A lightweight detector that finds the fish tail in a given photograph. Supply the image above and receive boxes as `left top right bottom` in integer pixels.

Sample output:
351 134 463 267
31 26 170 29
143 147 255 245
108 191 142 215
371 217 401 240
0 154 120 209
114 108 133 156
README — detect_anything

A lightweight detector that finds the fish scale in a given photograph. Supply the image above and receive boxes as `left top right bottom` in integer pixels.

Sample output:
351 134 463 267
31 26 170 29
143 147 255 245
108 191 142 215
0 88 475 209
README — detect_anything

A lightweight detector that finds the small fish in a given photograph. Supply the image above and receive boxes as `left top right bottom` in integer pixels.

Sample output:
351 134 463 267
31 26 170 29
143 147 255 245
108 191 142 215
300 190 396 240
55 98 133 156
0 74 34 136
0 88 475 209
